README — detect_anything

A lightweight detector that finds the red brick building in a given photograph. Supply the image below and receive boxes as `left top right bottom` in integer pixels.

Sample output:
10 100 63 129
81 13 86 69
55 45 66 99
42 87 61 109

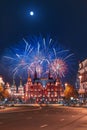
24 73 64 104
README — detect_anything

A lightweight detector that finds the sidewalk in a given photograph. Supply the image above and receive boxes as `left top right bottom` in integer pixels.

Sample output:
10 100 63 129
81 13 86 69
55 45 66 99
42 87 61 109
0 107 21 113
0 105 41 113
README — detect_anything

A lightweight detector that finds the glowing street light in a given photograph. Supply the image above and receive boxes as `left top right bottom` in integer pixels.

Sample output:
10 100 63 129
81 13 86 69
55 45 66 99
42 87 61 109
79 75 82 81
65 83 68 87
79 75 82 88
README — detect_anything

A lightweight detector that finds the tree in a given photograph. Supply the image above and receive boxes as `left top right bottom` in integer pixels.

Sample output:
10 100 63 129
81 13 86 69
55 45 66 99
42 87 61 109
0 84 10 100
2 89 10 98
64 83 77 100
0 83 4 100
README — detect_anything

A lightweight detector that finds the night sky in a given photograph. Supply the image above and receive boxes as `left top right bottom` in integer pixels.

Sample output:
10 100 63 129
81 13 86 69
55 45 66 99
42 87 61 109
0 0 87 84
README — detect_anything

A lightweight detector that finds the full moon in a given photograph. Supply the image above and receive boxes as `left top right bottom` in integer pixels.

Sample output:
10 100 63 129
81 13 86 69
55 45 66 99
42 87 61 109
30 11 34 16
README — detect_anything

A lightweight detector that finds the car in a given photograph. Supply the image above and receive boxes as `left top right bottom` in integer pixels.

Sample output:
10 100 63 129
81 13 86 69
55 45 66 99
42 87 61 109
0 105 5 109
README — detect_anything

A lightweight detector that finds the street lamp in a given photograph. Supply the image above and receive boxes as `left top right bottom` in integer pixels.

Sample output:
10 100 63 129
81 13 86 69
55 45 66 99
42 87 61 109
78 75 82 89
79 75 82 82
78 75 85 103
65 83 68 87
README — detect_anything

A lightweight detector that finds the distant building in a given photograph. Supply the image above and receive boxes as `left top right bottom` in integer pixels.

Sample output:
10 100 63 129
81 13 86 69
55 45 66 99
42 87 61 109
11 78 24 99
11 78 17 96
24 72 64 104
10 71 64 104
78 59 87 98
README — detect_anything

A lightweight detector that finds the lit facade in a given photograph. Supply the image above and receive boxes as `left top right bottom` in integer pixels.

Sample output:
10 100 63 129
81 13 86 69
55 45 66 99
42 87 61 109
78 59 87 98
10 78 24 98
24 73 64 104
10 72 64 103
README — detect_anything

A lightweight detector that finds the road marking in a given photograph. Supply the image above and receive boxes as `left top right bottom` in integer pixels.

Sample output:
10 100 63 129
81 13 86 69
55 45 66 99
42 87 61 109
40 124 48 128
60 118 64 121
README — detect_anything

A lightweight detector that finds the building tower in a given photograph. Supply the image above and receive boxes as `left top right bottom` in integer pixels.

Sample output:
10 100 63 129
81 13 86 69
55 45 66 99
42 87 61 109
34 68 37 80
78 59 87 100
18 77 24 98
11 78 17 96
24 71 32 101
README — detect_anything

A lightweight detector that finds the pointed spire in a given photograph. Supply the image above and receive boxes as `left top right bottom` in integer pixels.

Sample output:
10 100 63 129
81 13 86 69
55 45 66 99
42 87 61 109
20 76 22 86
12 76 16 88
13 77 15 86
48 69 51 79
28 70 31 78
34 68 37 79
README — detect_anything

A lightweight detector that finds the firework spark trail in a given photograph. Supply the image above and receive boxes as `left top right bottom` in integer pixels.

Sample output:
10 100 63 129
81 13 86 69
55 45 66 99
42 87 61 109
3 47 33 77
40 59 50 65
50 59 67 78
23 38 29 53
3 56 16 60
38 42 40 54
43 38 46 50
2 36 74 79
49 38 52 44
63 53 74 61
57 50 69 54
53 48 57 58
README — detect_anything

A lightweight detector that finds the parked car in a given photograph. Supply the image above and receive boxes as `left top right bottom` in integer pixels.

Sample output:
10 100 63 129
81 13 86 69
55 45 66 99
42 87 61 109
0 105 5 109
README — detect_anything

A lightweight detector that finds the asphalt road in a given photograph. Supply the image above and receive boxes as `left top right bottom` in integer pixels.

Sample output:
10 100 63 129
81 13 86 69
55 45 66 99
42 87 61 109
0 106 87 130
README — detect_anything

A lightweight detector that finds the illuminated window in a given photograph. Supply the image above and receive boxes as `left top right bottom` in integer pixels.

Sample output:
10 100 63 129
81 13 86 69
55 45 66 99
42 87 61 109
49 98 51 101
51 89 53 91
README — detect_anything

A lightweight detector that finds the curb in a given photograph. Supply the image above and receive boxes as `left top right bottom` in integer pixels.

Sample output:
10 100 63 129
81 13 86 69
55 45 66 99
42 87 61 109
0 107 41 114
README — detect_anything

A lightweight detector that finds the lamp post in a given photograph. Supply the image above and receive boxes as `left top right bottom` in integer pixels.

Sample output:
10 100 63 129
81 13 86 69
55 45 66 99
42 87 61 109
78 75 82 89
78 75 85 103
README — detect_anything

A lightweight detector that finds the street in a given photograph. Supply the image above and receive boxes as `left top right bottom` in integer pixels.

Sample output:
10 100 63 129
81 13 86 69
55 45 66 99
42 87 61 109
0 106 87 130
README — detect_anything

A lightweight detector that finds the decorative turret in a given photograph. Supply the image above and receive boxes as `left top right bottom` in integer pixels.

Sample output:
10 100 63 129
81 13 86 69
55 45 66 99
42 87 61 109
48 70 51 79
20 77 22 85
18 77 23 89
27 71 32 86
34 68 37 80
12 78 16 87
18 77 24 96
11 77 17 95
